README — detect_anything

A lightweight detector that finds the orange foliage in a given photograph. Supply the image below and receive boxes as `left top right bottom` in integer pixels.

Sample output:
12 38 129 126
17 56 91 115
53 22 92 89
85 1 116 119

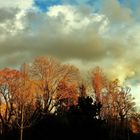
130 118 140 134
29 56 80 112
91 66 106 102
56 81 79 107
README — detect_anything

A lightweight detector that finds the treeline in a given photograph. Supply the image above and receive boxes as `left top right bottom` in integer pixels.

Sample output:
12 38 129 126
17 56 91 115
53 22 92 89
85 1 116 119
0 56 140 140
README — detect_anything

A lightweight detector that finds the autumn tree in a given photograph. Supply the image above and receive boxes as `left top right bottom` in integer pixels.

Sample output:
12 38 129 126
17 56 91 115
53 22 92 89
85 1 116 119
79 83 87 97
91 66 106 103
101 79 135 122
91 67 135 122
13 63 37 140
90 66 136 139
55 81 79 115
98 79 135 139
116 86 135 122
29 56 81 114
130 112 140 134
0 68 21 133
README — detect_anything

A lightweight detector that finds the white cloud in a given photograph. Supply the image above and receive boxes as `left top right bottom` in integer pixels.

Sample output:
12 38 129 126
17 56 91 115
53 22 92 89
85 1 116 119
0 11 27 40
0 0 19 8
47 5 109 34
0 0 33 9
17 0 34 10
0 0 34 40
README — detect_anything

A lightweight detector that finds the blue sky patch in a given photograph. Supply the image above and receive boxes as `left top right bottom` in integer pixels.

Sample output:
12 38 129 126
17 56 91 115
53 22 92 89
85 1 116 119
34 0 62 12
33 0 140 21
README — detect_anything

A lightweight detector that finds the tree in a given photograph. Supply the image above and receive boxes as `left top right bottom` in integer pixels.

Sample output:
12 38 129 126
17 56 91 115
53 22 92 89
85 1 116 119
116 86 135 123
55 81 79 115
0 68 21 134
79 83 87 97
14 64 37 140
91 66 136 139
29 56 81 114
91 66 106 103
99 79 135 139
130 112 140 134
102 79 135 122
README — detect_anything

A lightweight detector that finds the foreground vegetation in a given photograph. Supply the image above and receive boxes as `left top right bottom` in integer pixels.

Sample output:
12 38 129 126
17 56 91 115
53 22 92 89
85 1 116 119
0 56 140 140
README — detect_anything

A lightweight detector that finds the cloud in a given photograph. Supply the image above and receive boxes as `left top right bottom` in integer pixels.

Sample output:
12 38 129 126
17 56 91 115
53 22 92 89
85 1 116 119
0 8 19 22
0 0 34 41
100 0 132 23
0 5 108 60
0 10 28 41
0 3 140 88
0 5 124 65
0 0 33 9
0 0 19 8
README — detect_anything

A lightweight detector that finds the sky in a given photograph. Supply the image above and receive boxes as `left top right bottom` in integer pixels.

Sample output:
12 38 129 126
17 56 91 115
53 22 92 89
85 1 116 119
0 0 140 109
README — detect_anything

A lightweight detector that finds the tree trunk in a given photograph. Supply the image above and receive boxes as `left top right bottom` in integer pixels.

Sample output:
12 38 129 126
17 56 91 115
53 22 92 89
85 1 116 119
20 107 24 140
20 126 23 140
